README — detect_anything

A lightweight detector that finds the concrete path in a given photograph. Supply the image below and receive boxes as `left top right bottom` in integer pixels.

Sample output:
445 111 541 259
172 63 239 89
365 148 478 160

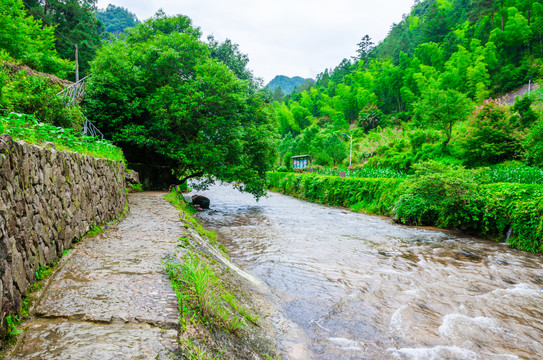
9 192 182 359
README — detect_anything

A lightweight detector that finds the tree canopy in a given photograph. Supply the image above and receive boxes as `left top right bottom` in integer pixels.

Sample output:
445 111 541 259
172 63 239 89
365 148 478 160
85 12 277 198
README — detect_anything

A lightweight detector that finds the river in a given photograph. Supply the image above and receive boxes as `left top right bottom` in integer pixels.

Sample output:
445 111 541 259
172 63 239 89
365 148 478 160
192 183 543 360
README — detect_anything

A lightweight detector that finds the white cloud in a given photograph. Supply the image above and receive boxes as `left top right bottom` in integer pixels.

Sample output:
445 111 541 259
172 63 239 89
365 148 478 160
96 0 415 83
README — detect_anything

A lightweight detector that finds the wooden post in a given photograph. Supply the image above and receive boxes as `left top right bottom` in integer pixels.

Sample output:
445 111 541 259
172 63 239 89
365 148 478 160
74 44 79 83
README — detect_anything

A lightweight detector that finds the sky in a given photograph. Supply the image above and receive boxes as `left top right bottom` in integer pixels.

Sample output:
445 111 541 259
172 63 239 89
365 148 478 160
96 0 415 84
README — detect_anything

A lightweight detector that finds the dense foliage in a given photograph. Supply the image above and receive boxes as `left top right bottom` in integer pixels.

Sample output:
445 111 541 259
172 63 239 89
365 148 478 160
0 1 83 128
95 4 139 35
0 112 125 161
0 0 72 76
23 0 104 80
0 69 82 128
275 0 543 172
85 12 277 197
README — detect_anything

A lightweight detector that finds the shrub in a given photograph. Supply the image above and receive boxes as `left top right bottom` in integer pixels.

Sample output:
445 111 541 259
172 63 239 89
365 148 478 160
268 171 403 215
461 100 520 167
394 161 486 230
0 67 84 128
523 119 543 167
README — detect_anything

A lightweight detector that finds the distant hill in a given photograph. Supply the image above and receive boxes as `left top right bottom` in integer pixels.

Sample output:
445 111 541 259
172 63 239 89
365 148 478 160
266 75 314 95
96 4 139 36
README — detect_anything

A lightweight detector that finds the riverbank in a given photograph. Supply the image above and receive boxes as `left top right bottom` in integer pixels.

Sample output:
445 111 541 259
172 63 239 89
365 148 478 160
268 171 543 253
165 189 280 360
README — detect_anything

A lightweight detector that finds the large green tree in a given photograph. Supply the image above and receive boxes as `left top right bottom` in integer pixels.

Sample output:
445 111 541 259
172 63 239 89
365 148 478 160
85 12 277 198
413 86 473 145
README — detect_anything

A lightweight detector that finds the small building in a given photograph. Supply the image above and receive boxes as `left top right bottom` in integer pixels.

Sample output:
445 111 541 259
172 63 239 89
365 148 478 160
292 155 311 169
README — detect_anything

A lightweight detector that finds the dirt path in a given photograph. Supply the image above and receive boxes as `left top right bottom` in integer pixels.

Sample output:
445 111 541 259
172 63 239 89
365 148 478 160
8 192 182 359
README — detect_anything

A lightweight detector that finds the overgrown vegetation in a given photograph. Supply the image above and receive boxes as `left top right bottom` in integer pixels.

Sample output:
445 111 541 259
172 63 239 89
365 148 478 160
0 112 125 162
0 0 73 77
269 168 543 253
275 0 543 174
165 190 258 331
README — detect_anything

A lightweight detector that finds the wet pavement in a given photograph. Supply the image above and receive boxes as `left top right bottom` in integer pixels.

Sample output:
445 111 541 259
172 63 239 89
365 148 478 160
9 192 181 359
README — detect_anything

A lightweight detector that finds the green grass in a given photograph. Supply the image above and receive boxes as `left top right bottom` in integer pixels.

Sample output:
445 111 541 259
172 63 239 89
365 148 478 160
482 162 543 185
308 165 407 179
178 337 221 360
165 254 246 333
0 112 125 162
164 190 259 334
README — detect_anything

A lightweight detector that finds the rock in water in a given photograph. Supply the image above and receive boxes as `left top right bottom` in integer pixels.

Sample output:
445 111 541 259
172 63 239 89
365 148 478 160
192 195 210 209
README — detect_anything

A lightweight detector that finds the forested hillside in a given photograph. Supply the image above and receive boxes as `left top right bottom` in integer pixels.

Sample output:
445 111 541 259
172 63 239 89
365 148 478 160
23 0 104 79
276 0 543 172
95 4 139 35
0 0 85 128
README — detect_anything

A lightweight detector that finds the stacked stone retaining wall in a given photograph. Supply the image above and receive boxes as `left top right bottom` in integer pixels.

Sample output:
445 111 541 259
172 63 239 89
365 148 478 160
0 134 127 342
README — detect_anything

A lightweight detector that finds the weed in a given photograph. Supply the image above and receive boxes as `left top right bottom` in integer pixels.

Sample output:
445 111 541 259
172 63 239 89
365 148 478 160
166 254 246 333
130 183 143 192
179 337 221 360
221 292 259 326
86 225 103 237
5 316 21 336
35 264 54 281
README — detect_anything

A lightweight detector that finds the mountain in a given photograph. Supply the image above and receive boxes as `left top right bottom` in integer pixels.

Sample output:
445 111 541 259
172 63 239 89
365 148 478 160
96 4 139 36
266 75 315 95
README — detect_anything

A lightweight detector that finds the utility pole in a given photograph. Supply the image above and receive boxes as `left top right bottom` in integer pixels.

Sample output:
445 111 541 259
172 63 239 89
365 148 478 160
343 133 353 167
74 44 79 83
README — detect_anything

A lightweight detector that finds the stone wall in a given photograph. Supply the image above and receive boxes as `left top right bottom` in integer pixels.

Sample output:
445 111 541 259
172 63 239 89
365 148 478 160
0 134 127 340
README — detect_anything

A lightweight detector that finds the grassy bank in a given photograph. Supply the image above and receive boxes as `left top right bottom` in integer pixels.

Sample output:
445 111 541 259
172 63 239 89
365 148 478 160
268 167 543 253
164 190 280 360
0 112 125 162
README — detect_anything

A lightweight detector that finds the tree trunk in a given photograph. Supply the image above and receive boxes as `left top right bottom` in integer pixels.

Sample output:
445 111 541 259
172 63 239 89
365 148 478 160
500 0 504 32
179 171 204 185
491 11 495 30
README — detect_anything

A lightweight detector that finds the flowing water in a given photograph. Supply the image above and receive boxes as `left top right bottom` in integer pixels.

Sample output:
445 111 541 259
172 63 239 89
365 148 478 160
193 183 543 360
